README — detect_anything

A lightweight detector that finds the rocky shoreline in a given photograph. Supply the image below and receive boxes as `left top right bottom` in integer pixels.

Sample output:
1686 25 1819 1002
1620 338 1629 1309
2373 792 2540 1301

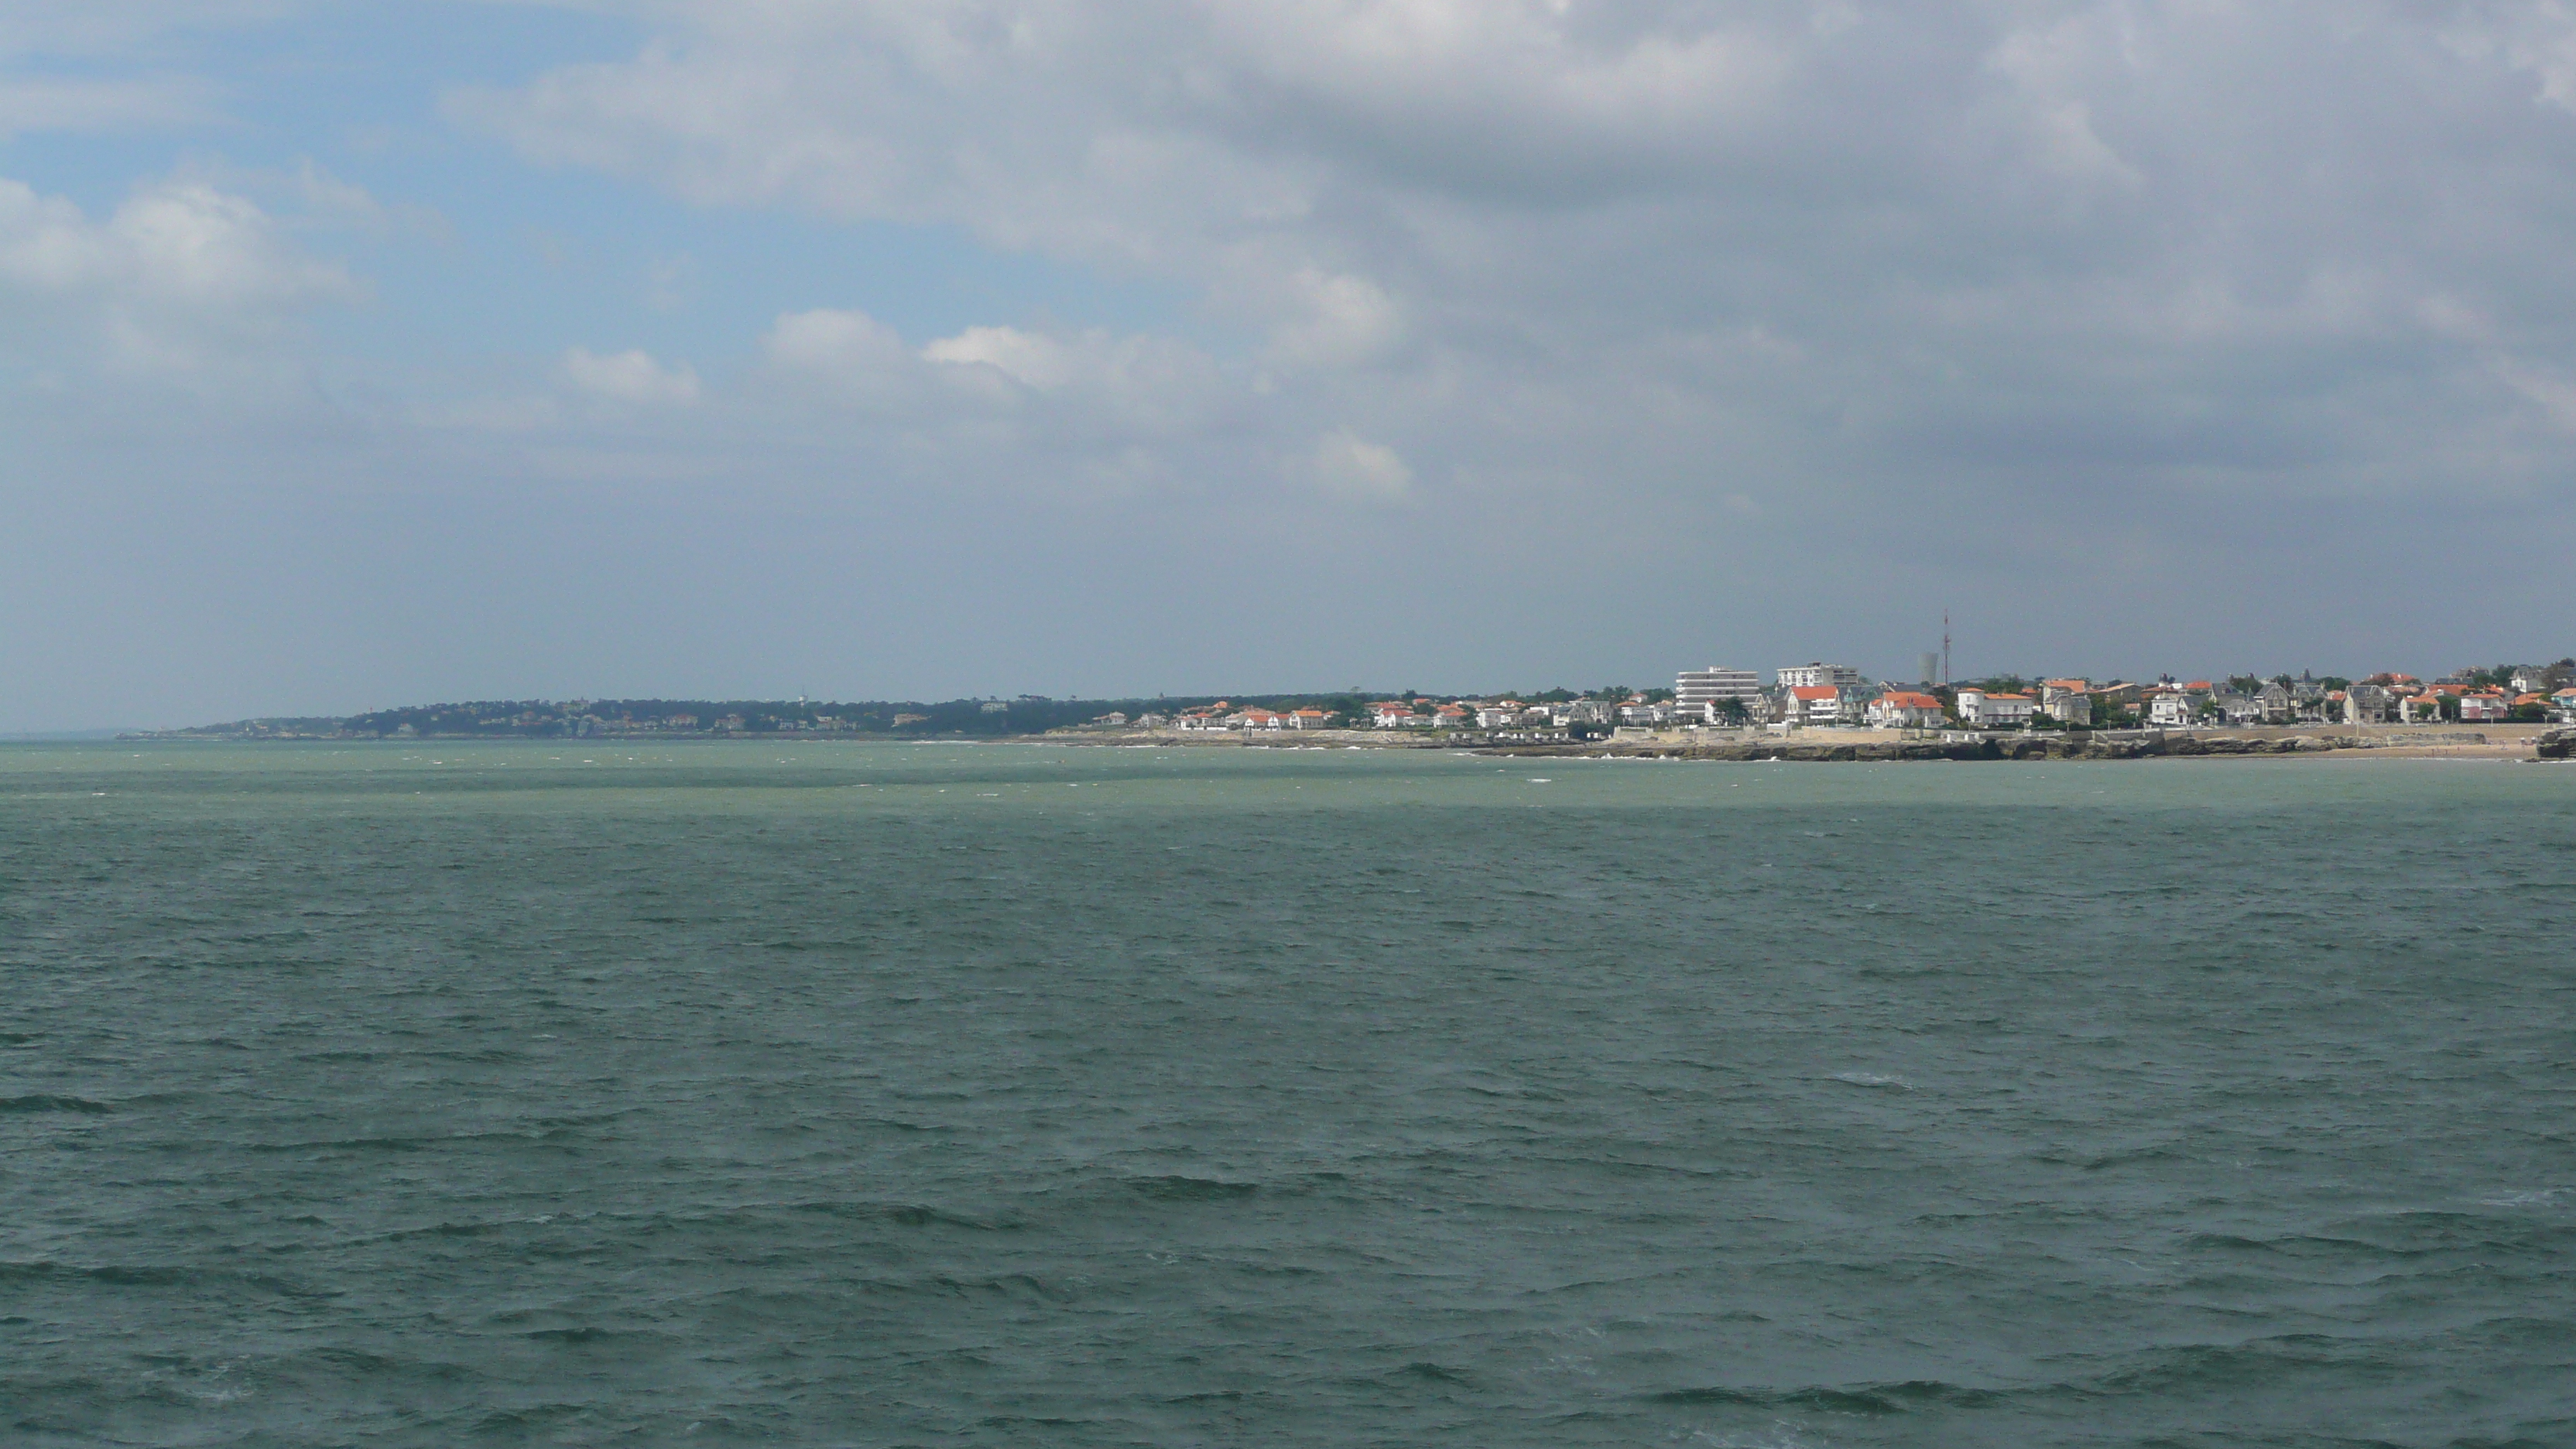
1477 731 2488 762
1046 725 2576 762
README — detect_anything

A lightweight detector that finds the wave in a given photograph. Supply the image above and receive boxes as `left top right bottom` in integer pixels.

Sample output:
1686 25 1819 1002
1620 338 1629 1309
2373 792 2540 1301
1122 1175 1260 1201
1653 1379 2009 1414
0 1094 114 1114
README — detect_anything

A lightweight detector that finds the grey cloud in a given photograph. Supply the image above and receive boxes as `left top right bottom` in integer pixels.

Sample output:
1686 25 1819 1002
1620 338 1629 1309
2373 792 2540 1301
15 2 2576 731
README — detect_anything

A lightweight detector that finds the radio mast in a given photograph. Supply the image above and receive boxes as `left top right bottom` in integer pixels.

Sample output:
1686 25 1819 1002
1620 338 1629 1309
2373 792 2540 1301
1942 613 1951 687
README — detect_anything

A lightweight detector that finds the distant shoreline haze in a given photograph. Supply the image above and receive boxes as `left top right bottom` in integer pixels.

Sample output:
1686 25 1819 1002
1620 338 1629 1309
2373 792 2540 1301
135 697 1341 741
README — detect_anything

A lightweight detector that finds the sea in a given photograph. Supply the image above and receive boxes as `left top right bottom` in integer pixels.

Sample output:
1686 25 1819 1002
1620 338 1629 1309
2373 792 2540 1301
2 740 2571 1447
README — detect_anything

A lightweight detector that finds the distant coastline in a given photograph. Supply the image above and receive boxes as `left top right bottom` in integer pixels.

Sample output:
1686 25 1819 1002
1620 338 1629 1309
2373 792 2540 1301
106 677 2576 762
104 707 2574 764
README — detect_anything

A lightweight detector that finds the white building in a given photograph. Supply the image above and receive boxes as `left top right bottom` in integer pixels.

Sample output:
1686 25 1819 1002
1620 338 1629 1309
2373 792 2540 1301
1776 663 1862 690
2038 680 2092 725
1866 690 1946 728
2146 690 2195 728
1675 667 1762 713
1786 685 1849 726
1954 690 2036 728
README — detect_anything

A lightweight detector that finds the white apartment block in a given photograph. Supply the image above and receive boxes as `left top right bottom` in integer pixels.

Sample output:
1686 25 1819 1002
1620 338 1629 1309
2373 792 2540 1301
1776 663 1862 690
1675 668 1762 712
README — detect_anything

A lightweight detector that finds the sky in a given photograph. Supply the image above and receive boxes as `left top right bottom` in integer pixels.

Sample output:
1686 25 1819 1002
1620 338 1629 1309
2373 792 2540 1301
6 2 2576 730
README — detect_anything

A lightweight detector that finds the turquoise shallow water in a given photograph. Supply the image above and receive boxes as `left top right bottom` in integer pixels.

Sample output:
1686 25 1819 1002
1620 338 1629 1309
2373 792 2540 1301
3 741 2572 1447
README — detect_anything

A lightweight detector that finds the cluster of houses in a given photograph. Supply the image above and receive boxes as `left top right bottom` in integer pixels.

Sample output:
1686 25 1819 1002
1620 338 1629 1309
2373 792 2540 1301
1823 667 2575 731
1100 661 2576 737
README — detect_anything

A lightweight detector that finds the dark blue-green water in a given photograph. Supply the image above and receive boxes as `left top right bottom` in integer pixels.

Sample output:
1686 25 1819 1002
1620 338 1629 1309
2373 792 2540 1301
3 741 2571 1447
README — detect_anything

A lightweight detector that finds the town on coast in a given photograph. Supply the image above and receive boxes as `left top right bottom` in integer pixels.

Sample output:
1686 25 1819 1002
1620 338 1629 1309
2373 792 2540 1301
135 656 2576 762
1064 659 2576 762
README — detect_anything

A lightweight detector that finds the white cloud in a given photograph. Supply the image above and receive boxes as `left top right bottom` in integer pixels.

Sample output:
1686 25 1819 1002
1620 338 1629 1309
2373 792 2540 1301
2495 358 2576 433
435 3 2576 527
916 320 1231 433
2474 1 2576 111
923 324 1077 392
1982 12 2145 188
561 346 701 406
1310 426 1413 505
0 172 360 375
762 305 916 385
445 2 1804 288
29 5 2576 721
1259 265 1403 368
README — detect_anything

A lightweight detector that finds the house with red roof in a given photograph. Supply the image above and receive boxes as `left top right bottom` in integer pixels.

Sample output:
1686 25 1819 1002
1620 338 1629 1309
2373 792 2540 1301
2458 690 2509 723
1865 690 1946 728
1785 684 1849 727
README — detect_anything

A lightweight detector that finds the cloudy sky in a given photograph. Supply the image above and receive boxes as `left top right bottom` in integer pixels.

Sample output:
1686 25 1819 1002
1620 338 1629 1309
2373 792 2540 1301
7 2 2576 729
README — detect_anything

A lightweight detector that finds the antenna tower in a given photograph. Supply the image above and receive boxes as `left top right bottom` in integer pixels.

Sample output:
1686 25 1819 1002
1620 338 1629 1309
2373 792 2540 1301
1942 613 1952 687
